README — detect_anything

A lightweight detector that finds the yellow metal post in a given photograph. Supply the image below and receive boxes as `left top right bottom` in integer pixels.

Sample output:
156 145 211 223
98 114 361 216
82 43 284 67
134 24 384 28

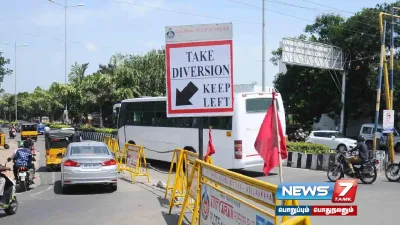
373 19 387 153
384 62 396 163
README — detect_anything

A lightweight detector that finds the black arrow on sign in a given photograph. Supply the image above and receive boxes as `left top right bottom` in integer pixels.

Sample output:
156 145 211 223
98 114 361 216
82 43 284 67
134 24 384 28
176 82 198 106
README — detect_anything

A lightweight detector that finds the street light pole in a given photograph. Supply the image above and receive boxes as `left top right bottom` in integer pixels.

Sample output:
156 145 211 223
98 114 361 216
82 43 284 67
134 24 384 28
14 42 17 122
65 0 68 123
3 41 27 122
261 0 266 92
48 0 84 124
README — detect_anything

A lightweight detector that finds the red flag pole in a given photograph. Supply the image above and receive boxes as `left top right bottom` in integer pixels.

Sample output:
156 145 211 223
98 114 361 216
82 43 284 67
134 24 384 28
272 91 284 183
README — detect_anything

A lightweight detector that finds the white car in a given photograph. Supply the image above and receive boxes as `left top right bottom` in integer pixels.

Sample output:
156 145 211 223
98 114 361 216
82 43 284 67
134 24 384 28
306 130 357 151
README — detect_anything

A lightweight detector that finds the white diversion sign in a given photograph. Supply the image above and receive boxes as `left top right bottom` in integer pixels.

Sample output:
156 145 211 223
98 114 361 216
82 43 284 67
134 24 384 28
200 184 274 225
165 23 234 117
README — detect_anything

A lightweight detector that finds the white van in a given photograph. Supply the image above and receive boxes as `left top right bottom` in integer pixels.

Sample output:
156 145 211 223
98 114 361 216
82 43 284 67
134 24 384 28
359 123 400 151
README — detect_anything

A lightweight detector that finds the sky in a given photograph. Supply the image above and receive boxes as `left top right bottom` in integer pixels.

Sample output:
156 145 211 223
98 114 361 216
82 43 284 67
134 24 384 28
0 0 388 94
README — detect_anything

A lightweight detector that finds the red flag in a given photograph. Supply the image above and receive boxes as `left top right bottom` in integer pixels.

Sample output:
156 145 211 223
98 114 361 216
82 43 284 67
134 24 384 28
254 92 288 175
205 128 215 160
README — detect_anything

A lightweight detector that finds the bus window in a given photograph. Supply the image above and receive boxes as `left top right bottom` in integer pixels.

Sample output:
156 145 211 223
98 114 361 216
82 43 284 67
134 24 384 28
133 112 142 125
245 98 277 113
209 117 232 130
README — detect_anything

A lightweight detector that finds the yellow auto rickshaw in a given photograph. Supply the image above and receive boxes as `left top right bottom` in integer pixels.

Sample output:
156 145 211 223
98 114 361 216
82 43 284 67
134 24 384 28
20 123 38 141
45 130 78 171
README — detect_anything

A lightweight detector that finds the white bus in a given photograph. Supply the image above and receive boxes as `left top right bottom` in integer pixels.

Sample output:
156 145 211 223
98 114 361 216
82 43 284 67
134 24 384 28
117 89 286 169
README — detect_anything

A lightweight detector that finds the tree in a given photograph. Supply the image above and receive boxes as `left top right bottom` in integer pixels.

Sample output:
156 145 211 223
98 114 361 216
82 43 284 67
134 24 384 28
69 62 89 86
82 73 115 127
0 47 168 125
270 2 400 130
0 52 12 86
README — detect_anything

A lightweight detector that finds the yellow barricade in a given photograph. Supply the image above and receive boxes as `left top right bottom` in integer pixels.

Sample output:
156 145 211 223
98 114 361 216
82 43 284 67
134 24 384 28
165 149 214 215
177 159 311 225
118 143 150 183
280 216 309 225
167 150 198 214
164 149 185 199
103 136 111 146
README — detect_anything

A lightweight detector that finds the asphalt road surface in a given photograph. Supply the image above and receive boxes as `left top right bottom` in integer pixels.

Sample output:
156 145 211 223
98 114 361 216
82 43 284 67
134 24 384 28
0 132 182 225
1 132 400 225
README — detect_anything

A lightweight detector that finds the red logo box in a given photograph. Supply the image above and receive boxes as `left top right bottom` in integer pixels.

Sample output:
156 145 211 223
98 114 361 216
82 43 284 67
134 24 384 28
312 206 357 216
332 179 358 203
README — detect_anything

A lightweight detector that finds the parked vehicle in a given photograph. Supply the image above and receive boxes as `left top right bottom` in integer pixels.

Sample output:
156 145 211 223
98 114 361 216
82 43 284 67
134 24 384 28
327 149 378 184
306 130 357 151
359 123 400 151
0 158 18 215
59 141 118 194
288 129 308 142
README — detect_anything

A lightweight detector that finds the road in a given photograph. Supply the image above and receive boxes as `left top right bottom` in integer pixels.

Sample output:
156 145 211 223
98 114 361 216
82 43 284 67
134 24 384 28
0 132 182 225
0 132 399 225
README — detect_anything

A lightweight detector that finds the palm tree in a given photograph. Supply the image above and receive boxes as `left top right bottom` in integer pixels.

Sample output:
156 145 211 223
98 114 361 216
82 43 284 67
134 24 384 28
69 62 89 86
82 73 114 127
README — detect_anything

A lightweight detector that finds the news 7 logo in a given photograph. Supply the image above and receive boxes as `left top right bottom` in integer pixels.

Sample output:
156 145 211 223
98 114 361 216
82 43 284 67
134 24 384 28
332 179 358 203
276 179 358 203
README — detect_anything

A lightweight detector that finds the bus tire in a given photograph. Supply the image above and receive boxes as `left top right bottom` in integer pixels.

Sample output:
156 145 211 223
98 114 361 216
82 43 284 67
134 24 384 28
127 140 136 145
183 146 196 153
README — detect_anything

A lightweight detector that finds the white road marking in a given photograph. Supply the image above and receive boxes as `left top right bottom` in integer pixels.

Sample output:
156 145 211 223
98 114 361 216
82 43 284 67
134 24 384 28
30 185 53 196
52 172 55 184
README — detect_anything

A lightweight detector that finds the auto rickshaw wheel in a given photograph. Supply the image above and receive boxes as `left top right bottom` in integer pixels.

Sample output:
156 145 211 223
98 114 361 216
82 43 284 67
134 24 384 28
4 144 9 149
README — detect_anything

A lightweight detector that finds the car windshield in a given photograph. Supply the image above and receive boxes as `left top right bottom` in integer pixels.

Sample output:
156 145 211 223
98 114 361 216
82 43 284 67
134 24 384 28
70 146 110 156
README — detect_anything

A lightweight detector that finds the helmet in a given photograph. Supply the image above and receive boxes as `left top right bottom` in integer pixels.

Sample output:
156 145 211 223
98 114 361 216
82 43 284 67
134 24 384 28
357 135 365 142
23 140 30 148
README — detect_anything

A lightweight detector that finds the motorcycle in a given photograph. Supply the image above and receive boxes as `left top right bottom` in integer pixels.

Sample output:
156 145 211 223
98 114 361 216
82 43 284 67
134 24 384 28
0 158 18 215
12 154 36 192
385 162 400 182
327 150 378 184
9 129 16 139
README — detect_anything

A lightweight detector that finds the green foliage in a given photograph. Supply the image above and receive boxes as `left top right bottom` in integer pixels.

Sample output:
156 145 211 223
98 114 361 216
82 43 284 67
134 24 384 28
271 2 400 129
48 123 117 134
0 49 166 125
49 123 71 129
0 52 12 87
287 142 331 154
78 127 117 134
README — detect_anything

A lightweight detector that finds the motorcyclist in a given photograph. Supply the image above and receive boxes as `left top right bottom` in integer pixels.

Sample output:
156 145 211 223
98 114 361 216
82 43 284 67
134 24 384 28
9 125 16 138
0 164 12 206
12 141 32 183
346 135 368 174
